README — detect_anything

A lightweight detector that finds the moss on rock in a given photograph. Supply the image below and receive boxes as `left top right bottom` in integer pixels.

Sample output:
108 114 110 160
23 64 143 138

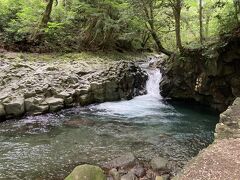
65 164 106 180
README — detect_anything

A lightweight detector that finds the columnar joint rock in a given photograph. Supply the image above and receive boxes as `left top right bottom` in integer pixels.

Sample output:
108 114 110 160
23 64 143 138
0 59 147 120
160 37 240 112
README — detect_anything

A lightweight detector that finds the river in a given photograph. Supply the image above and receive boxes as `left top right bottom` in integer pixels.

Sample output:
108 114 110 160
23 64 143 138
0 61 218 179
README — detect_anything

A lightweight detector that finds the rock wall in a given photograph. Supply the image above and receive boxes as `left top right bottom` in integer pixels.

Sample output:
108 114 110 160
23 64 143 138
0 58 147 120
160 35 240 112
215 97 240 139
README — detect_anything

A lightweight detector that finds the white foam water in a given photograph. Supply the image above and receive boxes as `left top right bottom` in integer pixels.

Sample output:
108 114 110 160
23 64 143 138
92 61 167 118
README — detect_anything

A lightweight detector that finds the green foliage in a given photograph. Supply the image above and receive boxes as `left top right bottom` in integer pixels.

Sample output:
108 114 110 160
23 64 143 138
0 0 239 51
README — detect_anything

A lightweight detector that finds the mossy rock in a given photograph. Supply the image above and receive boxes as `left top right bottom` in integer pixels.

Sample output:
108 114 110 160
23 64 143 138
65 164 106 180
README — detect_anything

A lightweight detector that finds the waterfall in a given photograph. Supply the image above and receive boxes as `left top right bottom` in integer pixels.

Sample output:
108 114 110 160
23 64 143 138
146 68 161 98
93 60 164 117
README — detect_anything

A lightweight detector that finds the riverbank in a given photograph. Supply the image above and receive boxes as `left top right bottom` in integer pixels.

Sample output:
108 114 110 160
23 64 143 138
0 52 219 179
0 51 149 120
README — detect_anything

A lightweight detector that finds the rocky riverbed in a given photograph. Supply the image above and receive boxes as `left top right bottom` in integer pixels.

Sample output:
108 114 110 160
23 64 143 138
0 53 148 120
65 152 172 180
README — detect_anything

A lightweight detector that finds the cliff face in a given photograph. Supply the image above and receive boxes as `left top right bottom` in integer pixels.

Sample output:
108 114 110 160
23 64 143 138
160 33 240 112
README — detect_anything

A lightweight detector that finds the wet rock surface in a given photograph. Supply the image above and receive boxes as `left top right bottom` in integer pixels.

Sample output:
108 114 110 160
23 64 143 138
65 164 106 180
0 56 148 120
102 153 137 170
101 153 172 180
160 36 240 112
64 152 172 180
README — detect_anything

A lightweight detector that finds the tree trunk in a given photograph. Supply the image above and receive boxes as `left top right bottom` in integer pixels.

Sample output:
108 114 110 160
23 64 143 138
141 32 150 48
233 0 240 23
150 29 172 56
40 0 54 29
141 1 173 56
173 0 183 52
29 0 54 41
199 0 204 45
205 15 210 39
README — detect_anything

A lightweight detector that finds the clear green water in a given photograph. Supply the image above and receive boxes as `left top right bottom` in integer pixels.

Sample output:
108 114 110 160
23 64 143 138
0 100 218 179
0 68 219 179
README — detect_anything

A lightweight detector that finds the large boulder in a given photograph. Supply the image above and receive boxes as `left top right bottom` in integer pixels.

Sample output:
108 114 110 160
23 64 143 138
65 164 106 180
4 98 25 117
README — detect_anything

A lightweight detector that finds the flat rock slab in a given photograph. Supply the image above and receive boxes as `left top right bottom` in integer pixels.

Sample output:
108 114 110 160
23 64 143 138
177 138 240 180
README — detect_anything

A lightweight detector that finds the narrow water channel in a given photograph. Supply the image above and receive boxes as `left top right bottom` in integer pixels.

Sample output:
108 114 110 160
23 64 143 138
0 61 218 179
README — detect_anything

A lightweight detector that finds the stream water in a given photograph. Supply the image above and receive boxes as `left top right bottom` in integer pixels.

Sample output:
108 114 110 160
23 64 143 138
0 62 218 179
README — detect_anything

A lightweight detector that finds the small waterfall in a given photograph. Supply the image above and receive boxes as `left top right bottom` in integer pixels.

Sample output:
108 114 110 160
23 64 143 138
145 68 161 98
93 60 164 117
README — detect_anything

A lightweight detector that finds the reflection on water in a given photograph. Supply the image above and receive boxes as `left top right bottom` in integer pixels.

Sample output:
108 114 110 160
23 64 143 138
0 64 219 179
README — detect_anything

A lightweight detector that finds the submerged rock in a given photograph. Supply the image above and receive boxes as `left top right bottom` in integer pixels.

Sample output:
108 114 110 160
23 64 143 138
65 164 106 180
150 157 168 172
63 118 95 127
103 153 137 170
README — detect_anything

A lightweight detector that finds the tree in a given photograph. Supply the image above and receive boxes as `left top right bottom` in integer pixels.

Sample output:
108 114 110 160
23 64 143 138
199 0 203 45
29 0 56 41
131 0 173 55
169 0 183 52
233 0 240 23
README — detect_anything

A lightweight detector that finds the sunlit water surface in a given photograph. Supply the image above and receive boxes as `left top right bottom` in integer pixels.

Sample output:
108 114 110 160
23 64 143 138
0 63 218 179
